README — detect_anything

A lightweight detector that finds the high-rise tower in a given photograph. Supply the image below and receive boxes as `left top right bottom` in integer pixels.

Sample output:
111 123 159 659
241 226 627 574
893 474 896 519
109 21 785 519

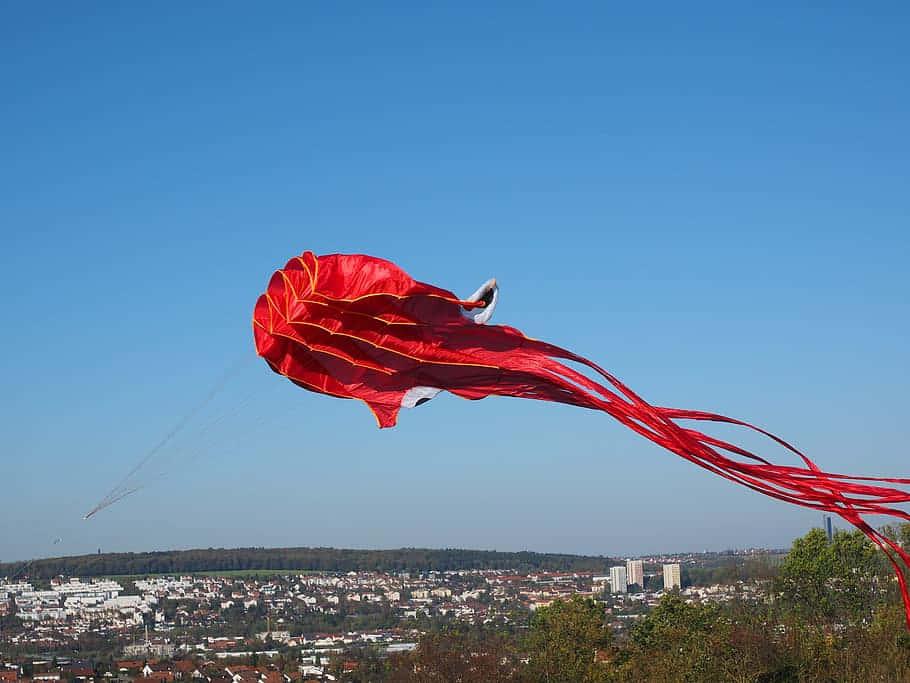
663 563 681 590
626 559 644 589
610 565 628 594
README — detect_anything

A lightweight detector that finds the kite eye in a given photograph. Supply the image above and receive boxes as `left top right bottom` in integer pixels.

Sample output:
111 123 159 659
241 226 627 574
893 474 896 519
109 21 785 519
464 278 498 324
480 283 496 308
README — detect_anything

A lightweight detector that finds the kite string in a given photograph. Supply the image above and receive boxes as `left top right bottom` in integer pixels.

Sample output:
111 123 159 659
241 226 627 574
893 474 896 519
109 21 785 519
84 357 251 519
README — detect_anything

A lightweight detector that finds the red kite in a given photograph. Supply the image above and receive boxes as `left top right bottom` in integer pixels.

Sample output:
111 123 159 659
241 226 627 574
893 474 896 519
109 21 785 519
254 250 910 627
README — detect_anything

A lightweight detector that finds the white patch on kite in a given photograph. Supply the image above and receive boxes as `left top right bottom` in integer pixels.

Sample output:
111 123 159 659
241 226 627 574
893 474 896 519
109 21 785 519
463 278 498 324
401 386 443 409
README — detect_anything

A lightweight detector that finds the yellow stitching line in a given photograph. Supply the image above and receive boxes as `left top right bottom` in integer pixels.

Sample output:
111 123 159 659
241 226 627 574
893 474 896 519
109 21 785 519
263 295 391 373
264 359 352 401
285 318 501 370
287 259 418 328
283 275 420 328
306 251 463 305
278 272 415 359
251 296 269 333
293 252 473 324
316 290 469 306
261 254 496 376
281 262 420 328
298 297 420 327
295 256 315 294
262 298 394 376
266 359 387 429
279 269 298 299
265 292 282 331
278 271 293 322
265 328 395 376
272 280 497 369
258 309 491 407
268 260 495 370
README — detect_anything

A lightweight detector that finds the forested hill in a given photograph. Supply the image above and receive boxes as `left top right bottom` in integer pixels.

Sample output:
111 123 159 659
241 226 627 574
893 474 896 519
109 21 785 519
1 547 618 579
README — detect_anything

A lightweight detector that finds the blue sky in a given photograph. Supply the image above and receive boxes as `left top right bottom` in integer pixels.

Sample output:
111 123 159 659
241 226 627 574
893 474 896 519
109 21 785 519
2 3 908 563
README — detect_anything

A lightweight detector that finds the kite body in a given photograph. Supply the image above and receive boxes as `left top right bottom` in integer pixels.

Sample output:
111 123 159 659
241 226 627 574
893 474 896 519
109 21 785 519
254 250 910 627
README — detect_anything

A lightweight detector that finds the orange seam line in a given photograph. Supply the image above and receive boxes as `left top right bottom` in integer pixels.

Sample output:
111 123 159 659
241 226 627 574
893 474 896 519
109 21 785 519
295 255 315 295
297 297 419 327
284 318 500 370
261 295 393 375
264 277 496 369
316 290 469 306
279 269 300 302
270 360 386 429
264 327 394 376
284 253 471 326
265 292 282 331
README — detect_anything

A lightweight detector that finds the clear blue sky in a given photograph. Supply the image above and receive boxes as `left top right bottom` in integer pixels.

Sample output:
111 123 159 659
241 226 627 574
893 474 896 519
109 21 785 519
2 3 908 563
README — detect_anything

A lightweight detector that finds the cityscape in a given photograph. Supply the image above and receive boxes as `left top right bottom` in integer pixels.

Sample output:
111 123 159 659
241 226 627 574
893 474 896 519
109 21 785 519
0 545 792 681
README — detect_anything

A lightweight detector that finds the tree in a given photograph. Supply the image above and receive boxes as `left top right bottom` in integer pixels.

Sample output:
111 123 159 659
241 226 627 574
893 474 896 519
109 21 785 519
774 527 883 626
524 595 612 683
879 522 910 552
386 629 520 683
616 593 720 681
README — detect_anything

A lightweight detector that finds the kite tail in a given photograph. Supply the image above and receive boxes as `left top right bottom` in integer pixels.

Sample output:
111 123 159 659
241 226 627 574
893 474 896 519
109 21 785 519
521 346 910 628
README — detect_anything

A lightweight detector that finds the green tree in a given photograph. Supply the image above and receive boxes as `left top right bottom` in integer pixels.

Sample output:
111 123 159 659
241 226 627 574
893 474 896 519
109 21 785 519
524 595 612 683
386 630 520 683
617 593 721 681
774 527 883 626
879 521 910 567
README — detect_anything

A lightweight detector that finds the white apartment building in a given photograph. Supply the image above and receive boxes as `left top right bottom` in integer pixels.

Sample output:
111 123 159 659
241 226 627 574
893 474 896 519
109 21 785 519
625 559 644 588
663 563 681 590
609 566 627 594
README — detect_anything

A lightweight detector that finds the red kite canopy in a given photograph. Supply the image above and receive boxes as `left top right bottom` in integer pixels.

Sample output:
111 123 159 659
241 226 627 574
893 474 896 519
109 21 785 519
254 250 910 627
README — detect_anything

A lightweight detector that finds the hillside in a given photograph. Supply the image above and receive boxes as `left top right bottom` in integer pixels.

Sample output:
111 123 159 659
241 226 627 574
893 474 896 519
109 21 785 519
0 546 618 579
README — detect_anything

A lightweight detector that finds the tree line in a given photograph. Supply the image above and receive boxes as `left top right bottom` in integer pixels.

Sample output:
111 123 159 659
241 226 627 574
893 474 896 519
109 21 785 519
0 546 619 579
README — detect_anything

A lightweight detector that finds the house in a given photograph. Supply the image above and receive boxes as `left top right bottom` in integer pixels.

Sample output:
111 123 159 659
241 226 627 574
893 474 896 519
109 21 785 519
172 662 203 680
141 665 174 682
258 672 288 683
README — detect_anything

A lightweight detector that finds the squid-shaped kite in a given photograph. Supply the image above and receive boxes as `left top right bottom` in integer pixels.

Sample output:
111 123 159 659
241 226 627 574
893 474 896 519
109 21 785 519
254 251 910 626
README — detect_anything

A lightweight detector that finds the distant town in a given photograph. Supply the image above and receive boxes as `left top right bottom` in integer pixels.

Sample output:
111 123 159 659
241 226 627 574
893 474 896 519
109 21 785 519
0 546 785 682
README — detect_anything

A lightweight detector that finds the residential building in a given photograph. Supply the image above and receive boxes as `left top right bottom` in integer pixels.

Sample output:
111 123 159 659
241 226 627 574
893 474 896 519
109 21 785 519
663 563 681 590
609 566 627 594
625 559 644 588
